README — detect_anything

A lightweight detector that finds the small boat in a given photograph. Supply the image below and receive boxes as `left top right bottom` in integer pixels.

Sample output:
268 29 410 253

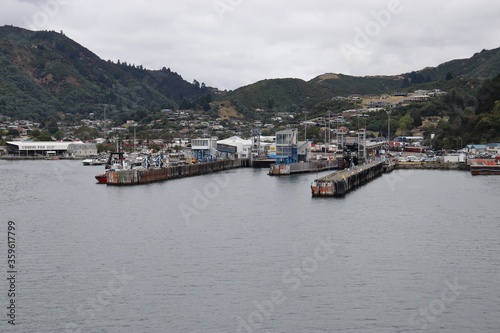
83 155 106 166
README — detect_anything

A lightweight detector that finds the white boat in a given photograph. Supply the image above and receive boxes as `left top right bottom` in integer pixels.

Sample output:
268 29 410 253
82 155 105 166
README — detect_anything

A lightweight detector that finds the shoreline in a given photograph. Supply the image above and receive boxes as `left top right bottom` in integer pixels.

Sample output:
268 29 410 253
0 156 81 160
395 161 469 171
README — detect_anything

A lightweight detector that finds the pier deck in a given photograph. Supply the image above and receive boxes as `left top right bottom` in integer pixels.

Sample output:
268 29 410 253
269 160 338 175
105 159 248 185
311 161 386 196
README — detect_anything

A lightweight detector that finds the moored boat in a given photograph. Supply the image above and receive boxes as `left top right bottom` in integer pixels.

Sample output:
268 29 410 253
83 155 106 166
94 152 133 183
469 159 500 175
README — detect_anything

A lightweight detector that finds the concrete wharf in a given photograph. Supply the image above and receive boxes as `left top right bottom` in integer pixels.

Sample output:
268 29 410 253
311 161 386 196
269 160 338 175
105 159 248 185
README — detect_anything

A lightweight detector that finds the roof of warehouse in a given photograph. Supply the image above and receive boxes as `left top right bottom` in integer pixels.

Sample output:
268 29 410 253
6 141 85 149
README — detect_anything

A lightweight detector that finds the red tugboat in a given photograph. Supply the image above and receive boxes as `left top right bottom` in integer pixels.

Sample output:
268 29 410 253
95 173 107 184
95 152 129 184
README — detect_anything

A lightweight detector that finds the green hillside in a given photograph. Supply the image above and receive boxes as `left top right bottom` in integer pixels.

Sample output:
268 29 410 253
222 47 500 112
311 73 405 95
1 24 500 137
223 74 406 111
224 78 329 111
414 47 500 82
0 26 211 121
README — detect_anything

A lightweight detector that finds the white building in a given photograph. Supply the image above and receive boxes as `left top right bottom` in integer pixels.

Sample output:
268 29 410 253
191 137 218 162
6 141 96 157
217 136 252 159
486 143 500 155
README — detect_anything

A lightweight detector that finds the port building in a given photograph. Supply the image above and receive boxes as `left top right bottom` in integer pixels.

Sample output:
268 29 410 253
217 136 252 159
5 141 97 157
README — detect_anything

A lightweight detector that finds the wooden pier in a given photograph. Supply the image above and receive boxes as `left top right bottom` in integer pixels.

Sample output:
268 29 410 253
105 159 248 185
311 161 386 196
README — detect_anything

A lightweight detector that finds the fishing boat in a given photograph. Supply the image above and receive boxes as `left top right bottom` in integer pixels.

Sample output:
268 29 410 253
95 152 132 183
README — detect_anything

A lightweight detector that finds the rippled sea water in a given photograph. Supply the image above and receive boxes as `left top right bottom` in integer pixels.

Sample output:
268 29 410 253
1 160 499 332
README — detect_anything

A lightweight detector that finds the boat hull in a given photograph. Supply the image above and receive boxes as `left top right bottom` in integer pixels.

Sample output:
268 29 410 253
471 168 500 175
95 174 107 184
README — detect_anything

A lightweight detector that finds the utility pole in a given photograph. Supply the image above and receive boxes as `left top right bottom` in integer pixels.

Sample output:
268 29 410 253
304 110 307 141
386 110 392 149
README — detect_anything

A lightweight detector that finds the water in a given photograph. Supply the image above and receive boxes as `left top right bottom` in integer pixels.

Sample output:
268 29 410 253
1 160 499 332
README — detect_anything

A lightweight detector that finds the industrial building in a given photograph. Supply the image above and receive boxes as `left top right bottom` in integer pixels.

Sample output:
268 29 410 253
216 136 252 159
191 137 218 162
5 141 97 157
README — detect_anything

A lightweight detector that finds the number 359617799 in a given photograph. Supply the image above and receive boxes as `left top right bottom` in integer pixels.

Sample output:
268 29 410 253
8 221 16 270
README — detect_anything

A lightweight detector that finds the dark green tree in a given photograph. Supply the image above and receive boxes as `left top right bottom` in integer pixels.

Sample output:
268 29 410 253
74 126 98 141
38 131 52 141
47 119 59 134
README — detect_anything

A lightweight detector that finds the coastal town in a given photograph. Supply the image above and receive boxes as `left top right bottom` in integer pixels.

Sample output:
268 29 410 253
1 89 499 172
2 92 499 186
1 9 500 333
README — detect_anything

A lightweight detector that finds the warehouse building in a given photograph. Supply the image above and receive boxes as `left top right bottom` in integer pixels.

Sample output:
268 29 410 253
6 141 97 157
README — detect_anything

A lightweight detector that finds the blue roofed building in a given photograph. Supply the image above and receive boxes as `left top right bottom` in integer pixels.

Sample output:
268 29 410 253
465 144 487 154
486 143 500 155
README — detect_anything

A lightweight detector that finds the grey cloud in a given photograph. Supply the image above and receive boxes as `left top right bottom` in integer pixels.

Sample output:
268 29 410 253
1 0 499 89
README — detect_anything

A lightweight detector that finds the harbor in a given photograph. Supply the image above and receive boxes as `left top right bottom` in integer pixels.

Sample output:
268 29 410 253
2 158 500 333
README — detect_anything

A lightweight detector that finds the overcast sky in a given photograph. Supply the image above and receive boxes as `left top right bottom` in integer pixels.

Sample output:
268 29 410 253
2 0 500 90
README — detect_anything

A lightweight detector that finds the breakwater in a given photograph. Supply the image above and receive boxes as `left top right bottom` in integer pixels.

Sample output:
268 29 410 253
311 161 386 196
106 159 248 185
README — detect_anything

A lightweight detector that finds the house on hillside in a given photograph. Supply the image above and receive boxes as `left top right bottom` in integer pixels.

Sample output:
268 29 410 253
403 95 430 103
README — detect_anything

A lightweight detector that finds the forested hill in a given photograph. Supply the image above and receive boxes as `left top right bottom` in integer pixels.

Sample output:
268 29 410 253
0 26 213 121
224 47 500 111
222 75 404 112
415 47 500 82
1 25 500 122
